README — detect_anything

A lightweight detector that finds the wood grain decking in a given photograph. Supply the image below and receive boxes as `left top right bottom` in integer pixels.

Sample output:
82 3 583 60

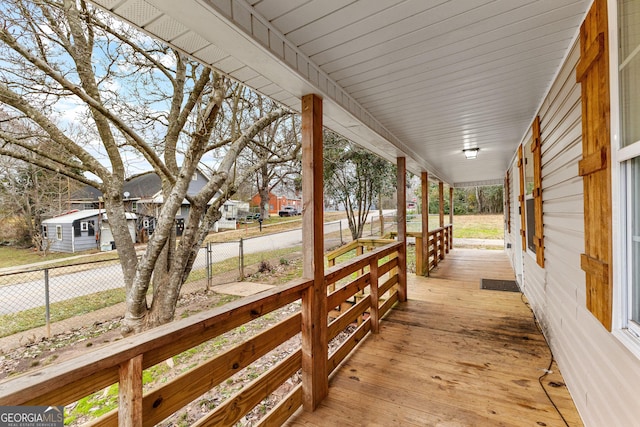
285 249 583 427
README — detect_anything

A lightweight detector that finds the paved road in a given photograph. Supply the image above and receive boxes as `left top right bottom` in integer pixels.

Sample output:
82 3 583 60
0 216 375 315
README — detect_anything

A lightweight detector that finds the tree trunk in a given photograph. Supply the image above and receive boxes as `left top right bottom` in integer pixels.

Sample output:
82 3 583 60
258 166 270 219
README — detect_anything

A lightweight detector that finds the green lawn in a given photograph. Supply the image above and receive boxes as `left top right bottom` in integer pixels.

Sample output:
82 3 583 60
451 214 504 239
405 214 504 239
0 247 81 269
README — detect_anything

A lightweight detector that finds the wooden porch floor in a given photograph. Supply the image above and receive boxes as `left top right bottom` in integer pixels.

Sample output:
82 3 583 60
285 249 583 427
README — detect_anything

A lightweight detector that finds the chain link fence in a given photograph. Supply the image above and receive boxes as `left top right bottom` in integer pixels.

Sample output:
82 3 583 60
0 259 127 340
0 215 397 346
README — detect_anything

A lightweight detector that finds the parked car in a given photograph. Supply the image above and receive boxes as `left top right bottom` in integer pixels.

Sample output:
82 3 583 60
278 206 300 217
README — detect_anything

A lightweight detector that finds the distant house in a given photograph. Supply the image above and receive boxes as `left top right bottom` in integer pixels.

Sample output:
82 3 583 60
213 199 250 231
68 169 212 240
220 199 250 220
41 209 137 253
69 186 102 211
250 191 301 216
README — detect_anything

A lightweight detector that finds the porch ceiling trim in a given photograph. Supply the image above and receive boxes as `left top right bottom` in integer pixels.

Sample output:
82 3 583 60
91 0 447 182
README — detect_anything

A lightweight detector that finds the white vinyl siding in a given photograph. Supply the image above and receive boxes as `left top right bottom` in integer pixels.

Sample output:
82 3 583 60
506 36 640 426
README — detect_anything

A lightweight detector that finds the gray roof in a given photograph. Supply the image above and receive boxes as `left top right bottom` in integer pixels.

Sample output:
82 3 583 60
124 172 162 198
42 209 102 224
42 209 136 224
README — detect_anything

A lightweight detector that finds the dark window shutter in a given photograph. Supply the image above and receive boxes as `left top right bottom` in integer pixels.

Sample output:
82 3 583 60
576 0 612 330
73 221 81 237
88 220 95 236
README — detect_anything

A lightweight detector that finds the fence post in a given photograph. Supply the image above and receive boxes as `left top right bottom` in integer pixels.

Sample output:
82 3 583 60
239 238 244 280
339 221 343 244
44 269 51 338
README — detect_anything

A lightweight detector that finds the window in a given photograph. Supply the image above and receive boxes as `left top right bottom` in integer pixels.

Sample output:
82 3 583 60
619 0 640 336
626 159 640 330
132 201 137 213
518 116 544 267
56 225 62 240
517 146 526 250
42 225 48 238
523 138 535 253
525 198 536 252
81 221 88 232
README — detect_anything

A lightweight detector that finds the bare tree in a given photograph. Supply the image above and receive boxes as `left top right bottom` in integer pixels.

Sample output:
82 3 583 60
323 131 396 240
0 0 296 332
0 116 81 245
239 91 301 219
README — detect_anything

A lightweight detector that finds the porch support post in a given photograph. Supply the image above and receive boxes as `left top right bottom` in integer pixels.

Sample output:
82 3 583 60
438 182 444 227
300 93 328 411
449 187 454 225
420 172 429 276
438 181 445 259
397 157 407 301
449 186 454 249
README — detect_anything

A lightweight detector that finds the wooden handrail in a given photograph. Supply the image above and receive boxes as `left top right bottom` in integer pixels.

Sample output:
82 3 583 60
326 238 396 264
325 242 402 285
0 279 311 408
325 241 401 333
0 240 404 426
324 240 401 375
413 224 453 276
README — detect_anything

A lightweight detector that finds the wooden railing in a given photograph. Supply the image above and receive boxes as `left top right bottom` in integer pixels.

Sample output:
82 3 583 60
0 240 402 426
411 224 453 276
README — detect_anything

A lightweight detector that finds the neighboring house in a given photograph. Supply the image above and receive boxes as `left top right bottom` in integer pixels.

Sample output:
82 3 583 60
41 209 137 253
250 191 301 216
98 211 138 252
69 186 102 211
68 169 213 240
221 199 250 220
213 199 250 231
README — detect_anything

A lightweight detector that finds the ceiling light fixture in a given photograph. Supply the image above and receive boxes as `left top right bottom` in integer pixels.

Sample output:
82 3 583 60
463 147 479 159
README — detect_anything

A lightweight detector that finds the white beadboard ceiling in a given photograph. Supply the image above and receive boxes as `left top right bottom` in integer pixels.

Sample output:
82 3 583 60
90 0 591 186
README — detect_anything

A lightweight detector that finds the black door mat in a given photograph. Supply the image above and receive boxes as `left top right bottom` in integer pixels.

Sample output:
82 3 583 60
480 278 520 292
